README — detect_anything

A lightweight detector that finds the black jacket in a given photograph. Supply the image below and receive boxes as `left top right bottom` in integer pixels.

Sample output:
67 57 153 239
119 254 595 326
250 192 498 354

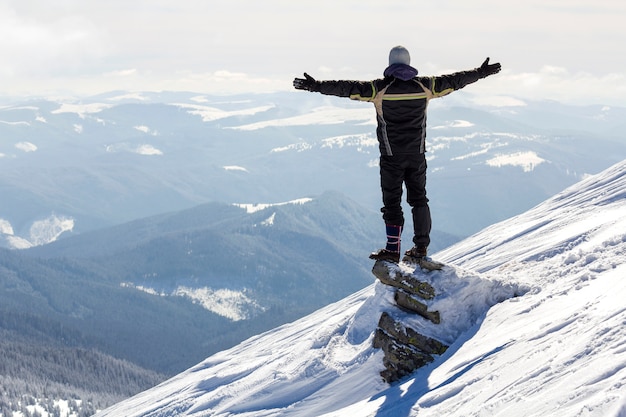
316 64 487 155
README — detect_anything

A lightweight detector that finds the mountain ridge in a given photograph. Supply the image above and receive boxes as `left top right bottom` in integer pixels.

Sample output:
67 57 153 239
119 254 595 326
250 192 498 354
0 191 393 415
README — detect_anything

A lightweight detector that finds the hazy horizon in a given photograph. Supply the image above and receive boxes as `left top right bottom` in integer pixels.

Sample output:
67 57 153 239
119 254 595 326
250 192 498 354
1 1 625 106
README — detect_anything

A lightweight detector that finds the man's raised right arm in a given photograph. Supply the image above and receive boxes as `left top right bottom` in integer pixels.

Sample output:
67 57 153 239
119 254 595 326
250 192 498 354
293 73 375 101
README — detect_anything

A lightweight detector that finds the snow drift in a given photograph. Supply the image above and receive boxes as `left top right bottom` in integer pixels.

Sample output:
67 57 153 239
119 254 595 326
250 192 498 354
96 159 626 417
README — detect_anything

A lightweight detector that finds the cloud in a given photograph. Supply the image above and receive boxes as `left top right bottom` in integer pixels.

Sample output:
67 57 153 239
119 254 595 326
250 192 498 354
469 96 527 108
104 68 138 77
0 3 109 79
468 67 626 106
0 1 625 105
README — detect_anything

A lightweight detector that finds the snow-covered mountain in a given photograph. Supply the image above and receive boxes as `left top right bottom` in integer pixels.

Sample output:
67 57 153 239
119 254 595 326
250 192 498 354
3 192 383 377
0 191 393 416
2 91 625 247
96 159 626 417
25 191 383 329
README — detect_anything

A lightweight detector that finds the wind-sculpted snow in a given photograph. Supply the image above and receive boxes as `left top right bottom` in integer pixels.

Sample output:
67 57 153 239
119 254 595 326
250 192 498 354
437 159 626 274
381 263 526 346
97 159 626 417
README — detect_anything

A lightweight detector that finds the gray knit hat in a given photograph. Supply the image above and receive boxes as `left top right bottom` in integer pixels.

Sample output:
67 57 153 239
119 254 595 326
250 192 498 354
389 46 410 66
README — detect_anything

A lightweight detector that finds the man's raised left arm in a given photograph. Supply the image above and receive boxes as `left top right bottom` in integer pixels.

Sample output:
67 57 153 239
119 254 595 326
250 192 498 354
428 57 501 97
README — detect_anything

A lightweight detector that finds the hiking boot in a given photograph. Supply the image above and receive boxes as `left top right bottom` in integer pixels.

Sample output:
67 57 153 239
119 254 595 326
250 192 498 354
404 245 427 259
369 248 400 263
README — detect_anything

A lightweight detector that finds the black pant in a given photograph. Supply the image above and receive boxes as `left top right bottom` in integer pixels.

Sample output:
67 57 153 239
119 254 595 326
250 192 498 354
379 153 431 247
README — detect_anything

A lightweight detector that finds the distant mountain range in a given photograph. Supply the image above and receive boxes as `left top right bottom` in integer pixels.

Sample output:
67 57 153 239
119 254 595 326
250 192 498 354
8 192 380 370
2 91 625 247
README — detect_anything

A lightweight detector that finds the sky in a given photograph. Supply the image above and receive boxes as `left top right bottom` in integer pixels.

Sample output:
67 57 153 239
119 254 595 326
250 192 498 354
1 0 626 106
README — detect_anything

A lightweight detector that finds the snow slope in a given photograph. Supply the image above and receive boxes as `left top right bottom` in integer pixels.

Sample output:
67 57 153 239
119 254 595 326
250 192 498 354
96 159 626 417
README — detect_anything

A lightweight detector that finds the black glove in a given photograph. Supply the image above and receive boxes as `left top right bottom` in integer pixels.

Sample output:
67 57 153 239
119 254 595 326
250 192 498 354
479 58 501 77
293 73 320 92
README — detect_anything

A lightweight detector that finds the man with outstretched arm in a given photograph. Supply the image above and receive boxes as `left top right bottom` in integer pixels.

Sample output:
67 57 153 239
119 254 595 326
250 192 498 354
293 46 501 263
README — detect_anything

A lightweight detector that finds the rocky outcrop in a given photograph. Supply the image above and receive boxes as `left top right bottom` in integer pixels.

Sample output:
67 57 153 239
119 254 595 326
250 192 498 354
372 260 436 301
372 260 448 383
371 259 526 383
394 290 441 324
373 312 448 382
